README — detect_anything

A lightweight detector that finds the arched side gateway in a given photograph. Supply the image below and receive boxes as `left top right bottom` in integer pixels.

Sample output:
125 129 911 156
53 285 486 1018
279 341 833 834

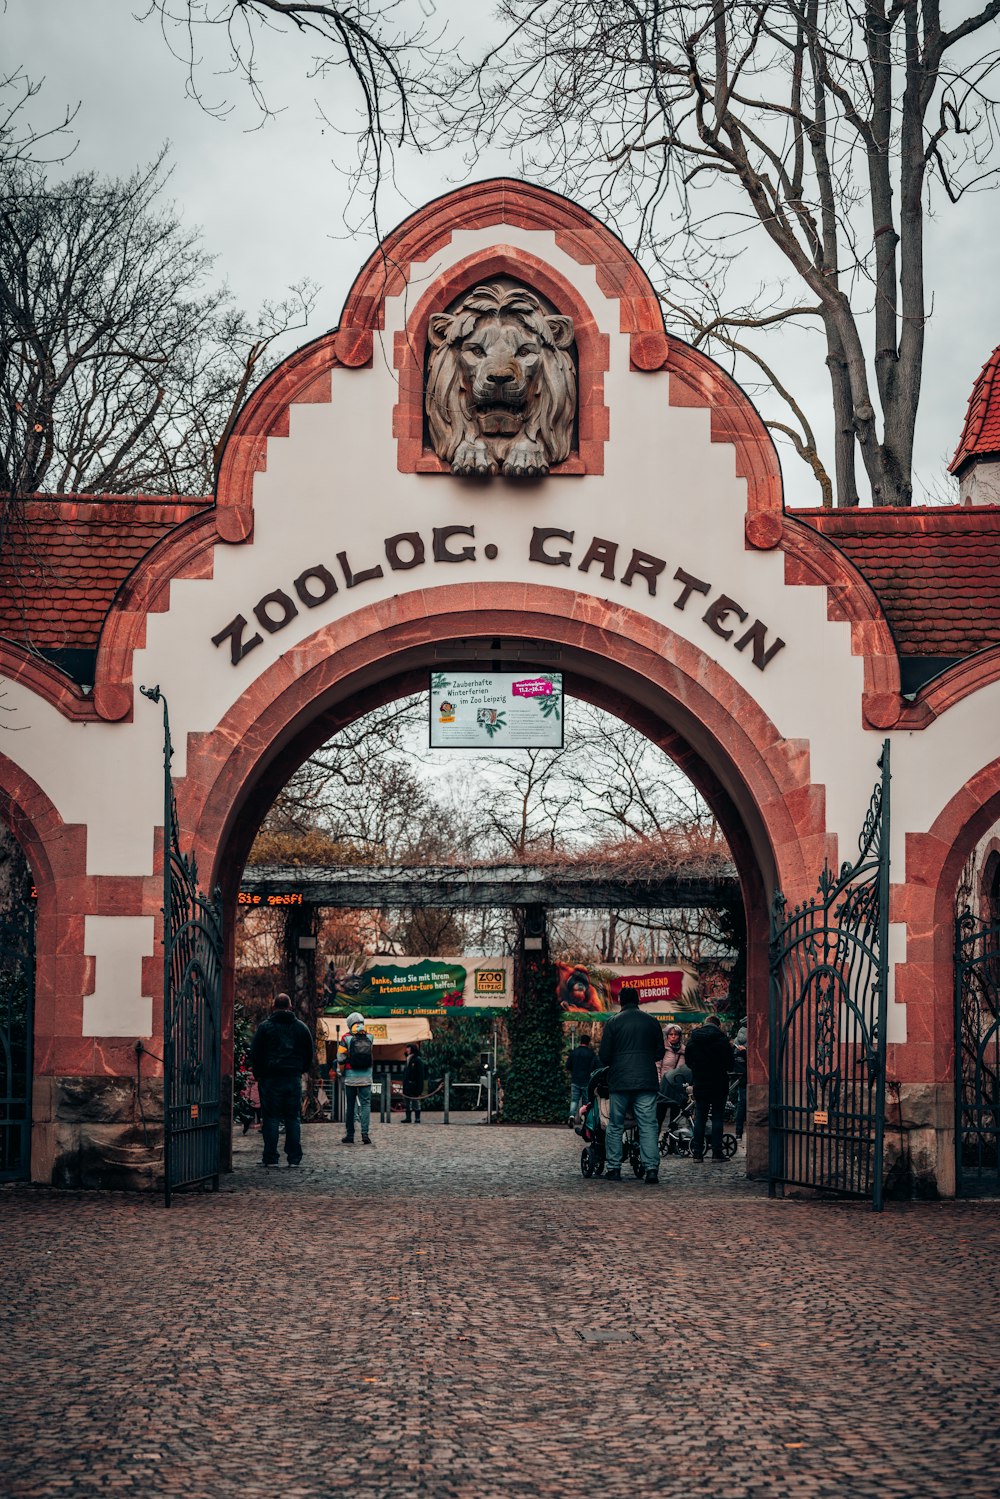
2 179 999 1196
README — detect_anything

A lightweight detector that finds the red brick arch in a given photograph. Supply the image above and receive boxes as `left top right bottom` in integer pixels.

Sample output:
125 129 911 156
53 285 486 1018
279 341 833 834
161 584 839 1116
0 756 92 1079
178 588 831 896
894 756 1000 1094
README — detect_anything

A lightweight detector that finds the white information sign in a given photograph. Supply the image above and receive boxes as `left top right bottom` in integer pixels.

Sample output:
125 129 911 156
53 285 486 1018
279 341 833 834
429 671 564 749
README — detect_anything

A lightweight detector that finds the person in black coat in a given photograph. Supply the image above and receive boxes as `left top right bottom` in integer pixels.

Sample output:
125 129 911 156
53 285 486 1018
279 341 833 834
249 992 315 1167
732 1022 748 1140
565 1033 600 1125
402 1044 426 1123
684 1014 735 1161
597 987 665 1184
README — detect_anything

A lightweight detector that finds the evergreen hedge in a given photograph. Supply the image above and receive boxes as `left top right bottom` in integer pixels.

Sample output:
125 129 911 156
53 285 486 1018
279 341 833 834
503 953 566 1123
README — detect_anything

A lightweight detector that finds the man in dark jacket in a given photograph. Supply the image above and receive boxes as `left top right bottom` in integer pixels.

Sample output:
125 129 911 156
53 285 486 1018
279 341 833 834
249 992 315 1168
565 1033 599 1125
597 987 665 1184
402 1043 426 1124
685 1013 735 1161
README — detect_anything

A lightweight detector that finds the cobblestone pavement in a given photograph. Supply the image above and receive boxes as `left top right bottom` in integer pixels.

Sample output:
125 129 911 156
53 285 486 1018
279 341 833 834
3 1119 999 1499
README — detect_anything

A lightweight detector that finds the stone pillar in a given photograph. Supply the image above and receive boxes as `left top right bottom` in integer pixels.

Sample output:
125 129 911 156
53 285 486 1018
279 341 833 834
513 903 549 1003
283 902 320 1070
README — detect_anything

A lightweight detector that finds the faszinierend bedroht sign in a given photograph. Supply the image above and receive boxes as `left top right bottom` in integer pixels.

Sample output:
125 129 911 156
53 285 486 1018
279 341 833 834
429 671 564 749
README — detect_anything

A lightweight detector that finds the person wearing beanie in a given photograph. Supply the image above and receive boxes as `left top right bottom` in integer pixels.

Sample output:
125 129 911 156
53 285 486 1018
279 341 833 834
336 1011 375 1144
249 992 315 1168
597 986 666 1185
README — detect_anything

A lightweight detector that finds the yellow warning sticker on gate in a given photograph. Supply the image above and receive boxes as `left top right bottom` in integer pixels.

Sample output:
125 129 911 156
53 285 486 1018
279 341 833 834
190 1104 199 1120
813 1110 828 1125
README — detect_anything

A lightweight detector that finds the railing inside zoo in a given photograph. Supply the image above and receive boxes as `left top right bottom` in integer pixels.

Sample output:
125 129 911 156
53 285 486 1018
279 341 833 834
236 1067 502 1131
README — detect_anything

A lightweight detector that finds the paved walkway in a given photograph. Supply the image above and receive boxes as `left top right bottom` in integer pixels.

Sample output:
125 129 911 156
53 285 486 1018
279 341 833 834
3 1120 999 1499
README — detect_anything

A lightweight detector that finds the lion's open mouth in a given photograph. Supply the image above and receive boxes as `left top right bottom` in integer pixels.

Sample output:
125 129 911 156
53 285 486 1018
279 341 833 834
475 407 525 436
474 393 527 412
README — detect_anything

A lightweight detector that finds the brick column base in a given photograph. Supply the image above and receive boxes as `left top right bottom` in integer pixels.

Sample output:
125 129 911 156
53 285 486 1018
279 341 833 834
32 1076 166 1191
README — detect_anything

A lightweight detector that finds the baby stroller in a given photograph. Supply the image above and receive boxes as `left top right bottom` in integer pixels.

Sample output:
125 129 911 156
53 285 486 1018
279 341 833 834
657 1072 696 1157
576 1066 644 1178
234 1069 261 1134
657 1071 739 1159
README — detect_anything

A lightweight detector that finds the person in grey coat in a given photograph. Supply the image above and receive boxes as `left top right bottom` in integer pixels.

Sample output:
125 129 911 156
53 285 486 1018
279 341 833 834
597 986 665 1184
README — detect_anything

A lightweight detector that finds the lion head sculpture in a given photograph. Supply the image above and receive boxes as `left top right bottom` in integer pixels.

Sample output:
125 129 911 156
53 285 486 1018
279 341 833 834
425 283 576 479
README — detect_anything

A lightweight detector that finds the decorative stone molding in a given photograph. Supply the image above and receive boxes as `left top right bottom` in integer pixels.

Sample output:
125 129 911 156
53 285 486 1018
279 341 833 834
0 642 100 722
392 246 609 477
169 585 836 908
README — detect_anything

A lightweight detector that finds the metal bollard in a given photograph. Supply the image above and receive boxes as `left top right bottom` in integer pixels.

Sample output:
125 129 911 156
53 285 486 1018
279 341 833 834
443 1071 450 1124
383 1067 391 1124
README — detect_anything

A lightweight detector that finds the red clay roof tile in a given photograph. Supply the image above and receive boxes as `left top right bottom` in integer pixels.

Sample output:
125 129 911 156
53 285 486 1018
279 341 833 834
797 506 1000 658
0 496 209 652
950 345 1000 474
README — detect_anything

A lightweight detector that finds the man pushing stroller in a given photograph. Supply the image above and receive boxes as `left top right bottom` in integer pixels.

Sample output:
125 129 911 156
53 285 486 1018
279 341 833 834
596 986 665 1184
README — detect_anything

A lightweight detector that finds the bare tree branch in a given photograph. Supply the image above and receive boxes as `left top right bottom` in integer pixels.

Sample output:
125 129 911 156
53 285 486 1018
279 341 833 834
447 0 1000 505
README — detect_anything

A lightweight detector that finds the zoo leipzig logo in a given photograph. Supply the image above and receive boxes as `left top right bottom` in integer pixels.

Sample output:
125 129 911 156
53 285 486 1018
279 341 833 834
210 523 786 673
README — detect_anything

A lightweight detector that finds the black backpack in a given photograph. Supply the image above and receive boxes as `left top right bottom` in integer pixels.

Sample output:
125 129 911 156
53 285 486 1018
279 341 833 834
266 1019 302 1072
348 1031 373 1070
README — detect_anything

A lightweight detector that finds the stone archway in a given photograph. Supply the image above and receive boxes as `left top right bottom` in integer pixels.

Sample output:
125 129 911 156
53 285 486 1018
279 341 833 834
889 756 1000 1195
163 587 837 1176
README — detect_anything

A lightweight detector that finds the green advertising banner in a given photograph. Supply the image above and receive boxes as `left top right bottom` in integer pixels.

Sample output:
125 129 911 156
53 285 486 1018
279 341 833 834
323 956 515 1016
327 957 467 1013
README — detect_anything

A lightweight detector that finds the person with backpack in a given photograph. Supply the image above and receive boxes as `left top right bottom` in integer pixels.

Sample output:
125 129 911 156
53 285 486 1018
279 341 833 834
402 1043 426 1123
337 1011 375 1144
249 992 315 1168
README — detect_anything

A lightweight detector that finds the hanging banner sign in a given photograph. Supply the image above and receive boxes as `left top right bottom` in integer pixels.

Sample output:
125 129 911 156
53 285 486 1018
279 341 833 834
555 960 700 1016
323 956 514 1016
323 955 706 1020
429 671 564 749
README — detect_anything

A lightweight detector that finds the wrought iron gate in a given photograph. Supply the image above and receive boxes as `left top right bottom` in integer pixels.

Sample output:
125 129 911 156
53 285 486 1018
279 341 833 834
142 685 223 1207
0 887 34 1182
954 912 1000 1196
769 743 890 1210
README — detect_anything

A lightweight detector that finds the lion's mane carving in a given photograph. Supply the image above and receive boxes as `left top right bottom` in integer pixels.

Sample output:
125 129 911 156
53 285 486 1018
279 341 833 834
425 283 576 479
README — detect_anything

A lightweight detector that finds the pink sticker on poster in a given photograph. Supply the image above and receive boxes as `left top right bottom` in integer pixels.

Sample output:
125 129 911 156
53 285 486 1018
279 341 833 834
609 971 684 1005
512 678 553 698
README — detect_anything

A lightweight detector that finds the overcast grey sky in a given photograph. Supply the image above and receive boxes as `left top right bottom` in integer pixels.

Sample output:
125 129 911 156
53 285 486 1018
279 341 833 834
6 0 1000 504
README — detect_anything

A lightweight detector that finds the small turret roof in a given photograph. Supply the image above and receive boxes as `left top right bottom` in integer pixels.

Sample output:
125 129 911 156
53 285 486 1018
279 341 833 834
950 344 1000 475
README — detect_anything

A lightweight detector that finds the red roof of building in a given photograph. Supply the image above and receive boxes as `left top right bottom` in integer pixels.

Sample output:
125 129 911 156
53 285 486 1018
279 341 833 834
950 345 1000 475
0 497 209 653
797 506 1000 658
